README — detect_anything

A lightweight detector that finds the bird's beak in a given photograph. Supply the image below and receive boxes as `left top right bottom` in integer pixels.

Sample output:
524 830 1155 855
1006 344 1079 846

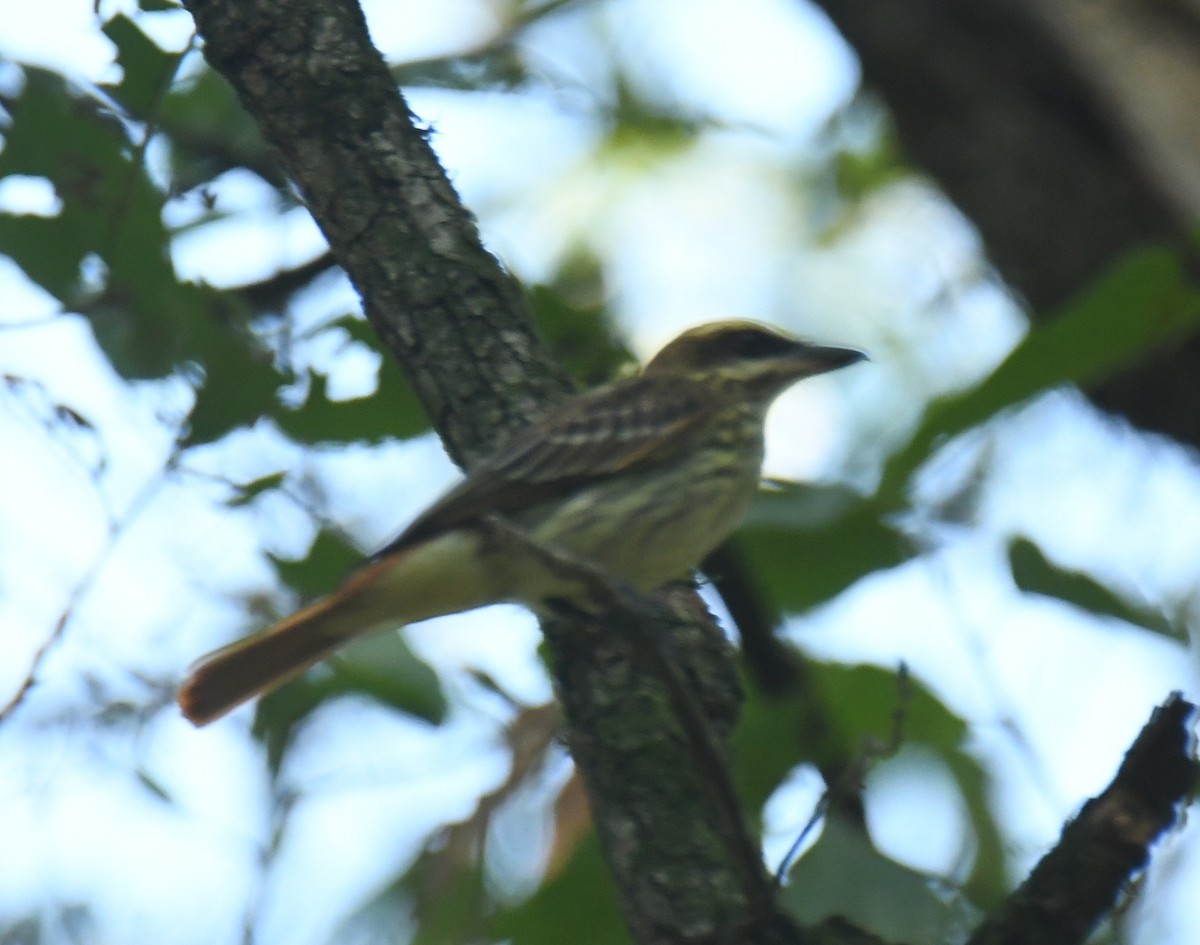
785 343 869 378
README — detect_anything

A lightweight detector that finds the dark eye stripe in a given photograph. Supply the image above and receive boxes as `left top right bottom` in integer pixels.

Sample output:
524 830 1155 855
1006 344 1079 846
729 330 796 359
688 329 794 365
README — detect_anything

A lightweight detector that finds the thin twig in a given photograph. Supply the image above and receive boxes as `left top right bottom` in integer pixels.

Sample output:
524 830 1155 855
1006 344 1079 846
773 665 911 883
0 457 177 723
106 30 200 248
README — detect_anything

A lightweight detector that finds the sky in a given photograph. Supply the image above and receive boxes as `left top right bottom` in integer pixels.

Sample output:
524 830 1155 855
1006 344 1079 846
0 2 1197 944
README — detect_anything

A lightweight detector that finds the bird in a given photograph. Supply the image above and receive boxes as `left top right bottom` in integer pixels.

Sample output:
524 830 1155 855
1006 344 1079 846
178 320 866 725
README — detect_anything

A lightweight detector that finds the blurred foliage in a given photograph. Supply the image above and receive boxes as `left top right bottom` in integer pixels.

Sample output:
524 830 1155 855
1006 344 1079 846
395 44 533 93
737 487 906 613
267 316 432 445
880 247 1200 503
1007 536 1181 639
830 106 908 205
783 812 975 945
0 66 191 377
492 835 628 945
254 629 447 775
102 14 182 119
1 4 1196 945
528 272 633 387
258 528 447 766
269 527 366 598
159 66 280 189
736 662 1005 906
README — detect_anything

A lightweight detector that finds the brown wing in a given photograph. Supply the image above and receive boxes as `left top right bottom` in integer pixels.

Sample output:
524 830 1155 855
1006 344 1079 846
381 374 715 553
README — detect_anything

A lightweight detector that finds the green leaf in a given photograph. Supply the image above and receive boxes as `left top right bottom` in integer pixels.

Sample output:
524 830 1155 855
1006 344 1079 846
833 129 906 204
271 318 430 445
738 665 942 827
736 661 1007 906
0 69 126 178
101 14 179 119
735 486 907 614
734 251 1200 644
0 70 129 300
0 68 190 377
1008 537 1178 638
329 632 447 722
0 214 86 302
158 67 274 190
783 813 969 945
881 247 1200 502
816 664 1005 903
407 853 489 945
184 289 288 444
253 631 446 776
491 834 629 945
815 664 967 754
944 745 1007 906
527 279 630 387
270 528 362 598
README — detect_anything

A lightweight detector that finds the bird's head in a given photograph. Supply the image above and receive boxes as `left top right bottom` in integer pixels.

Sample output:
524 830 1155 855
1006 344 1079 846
642 321 866 396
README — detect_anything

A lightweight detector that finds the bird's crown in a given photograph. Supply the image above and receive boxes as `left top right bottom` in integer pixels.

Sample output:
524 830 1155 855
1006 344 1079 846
643 320 866 379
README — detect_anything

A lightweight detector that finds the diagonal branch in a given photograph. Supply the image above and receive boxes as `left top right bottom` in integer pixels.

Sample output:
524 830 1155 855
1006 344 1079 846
182 0 569 467
967 693 1198 945
178 2 805 943
479 513 775 912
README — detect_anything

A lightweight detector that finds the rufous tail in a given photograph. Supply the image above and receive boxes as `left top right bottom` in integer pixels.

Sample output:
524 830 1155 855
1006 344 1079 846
178 559 398 726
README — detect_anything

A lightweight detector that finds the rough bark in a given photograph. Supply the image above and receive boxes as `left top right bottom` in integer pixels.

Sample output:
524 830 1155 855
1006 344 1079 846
181 0 566 464
812 0 1200 446
966 694 1198 945
179 1 793 942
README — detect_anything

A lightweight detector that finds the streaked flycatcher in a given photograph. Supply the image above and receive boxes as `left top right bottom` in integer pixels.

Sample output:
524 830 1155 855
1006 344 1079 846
179 321 865 725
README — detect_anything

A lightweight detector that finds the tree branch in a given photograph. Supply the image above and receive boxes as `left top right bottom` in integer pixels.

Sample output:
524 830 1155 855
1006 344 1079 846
183 0 569 466
179 2 801 942
967 693 1198 945
236 250 338 313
